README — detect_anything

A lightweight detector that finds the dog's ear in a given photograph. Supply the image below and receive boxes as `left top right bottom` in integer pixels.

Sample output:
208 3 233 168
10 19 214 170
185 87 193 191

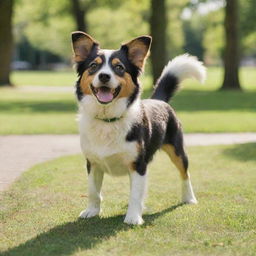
71 31 99 62
121 36 152 70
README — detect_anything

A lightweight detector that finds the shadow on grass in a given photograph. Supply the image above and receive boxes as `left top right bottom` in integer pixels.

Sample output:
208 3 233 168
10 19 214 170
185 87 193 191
2 204 183 256
222 143 256 162
142 89 256 112
1 89 256 115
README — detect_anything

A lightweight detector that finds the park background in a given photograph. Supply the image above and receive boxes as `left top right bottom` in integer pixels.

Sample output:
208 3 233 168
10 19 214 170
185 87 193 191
1 0 256 256
0 0 256 134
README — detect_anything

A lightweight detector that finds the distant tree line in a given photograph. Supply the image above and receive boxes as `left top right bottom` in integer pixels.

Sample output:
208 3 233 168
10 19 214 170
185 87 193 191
0 0 255 91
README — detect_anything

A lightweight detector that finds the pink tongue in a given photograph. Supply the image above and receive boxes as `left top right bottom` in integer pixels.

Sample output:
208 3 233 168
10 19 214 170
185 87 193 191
96 90 113 103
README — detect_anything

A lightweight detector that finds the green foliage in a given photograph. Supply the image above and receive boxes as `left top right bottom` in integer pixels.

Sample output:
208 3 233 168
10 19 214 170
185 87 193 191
14 0 150 59
25 16 74 58
166 0 189 57
186 0 256 62
87 2 149 49
240 0 256 37
202 8 224 64
1 144 256 255
183 13 206 60
243 33 256 57
14 0 75 58
13 0 256 63
13 0 190 60
240 0 256 56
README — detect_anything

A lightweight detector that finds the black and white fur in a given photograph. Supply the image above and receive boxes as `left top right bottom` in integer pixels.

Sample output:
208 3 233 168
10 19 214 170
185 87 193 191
71 32 206 225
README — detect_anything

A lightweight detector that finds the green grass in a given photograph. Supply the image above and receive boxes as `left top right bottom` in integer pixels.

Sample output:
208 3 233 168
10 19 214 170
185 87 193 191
12 70 77 87
0 89 77 134
173 90 256 132
11 67 256 90
0 67 256 134
1 144 256 255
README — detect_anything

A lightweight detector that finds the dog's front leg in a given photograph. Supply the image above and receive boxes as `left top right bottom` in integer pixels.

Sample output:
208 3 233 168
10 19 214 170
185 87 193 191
79 166 104 218
124 171 147 225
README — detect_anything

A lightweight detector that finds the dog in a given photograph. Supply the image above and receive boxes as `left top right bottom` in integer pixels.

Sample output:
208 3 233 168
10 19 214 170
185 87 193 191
71 31 206 225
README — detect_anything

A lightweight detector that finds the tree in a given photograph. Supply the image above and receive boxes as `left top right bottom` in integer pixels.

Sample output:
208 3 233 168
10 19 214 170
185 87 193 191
221 0 241 90
70 0 124 33
15 0 125 59
150 0 167 84
70 0 87 32
0 0 14 86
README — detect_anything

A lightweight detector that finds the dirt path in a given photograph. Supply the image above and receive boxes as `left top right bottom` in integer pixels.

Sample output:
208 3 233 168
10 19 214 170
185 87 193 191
0 135 80 191
1 133 256 191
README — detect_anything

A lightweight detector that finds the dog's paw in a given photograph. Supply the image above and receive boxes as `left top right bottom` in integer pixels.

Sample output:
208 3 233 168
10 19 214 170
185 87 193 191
79 207 100 218
124 213 144 225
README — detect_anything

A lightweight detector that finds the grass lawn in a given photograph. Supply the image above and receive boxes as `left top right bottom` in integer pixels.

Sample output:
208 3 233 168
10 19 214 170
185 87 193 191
0 88 77 134
11 67 256 91
0 67 255 134
1 144 256 256
12 70 77 87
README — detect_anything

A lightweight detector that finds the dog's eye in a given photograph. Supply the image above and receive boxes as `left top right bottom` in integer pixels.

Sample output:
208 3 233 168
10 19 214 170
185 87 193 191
115 64 125 73
89 62 98 72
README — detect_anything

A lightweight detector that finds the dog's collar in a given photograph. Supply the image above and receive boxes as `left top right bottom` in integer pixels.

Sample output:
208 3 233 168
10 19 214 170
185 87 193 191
95 116 123 123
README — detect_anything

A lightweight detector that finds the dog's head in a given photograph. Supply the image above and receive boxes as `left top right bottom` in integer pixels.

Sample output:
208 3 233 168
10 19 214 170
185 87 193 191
71 32 151 106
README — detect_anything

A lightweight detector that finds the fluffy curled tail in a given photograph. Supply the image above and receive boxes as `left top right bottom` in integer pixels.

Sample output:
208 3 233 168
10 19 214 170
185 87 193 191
151 54 206 102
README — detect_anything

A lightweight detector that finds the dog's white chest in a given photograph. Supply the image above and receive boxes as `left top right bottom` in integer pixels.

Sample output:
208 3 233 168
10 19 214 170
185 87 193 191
79 116 138 176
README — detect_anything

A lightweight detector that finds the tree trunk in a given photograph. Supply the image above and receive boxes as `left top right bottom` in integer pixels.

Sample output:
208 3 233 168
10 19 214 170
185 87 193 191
150 0 167 84
0 0 13 86
221 0 241 90
71 0 87 32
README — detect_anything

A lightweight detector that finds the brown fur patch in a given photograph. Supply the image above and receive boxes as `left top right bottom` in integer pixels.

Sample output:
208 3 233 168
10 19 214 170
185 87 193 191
162 144 188 180
111 58 121 66
78 56 102 96
130 143 142 171
123 37 151 69
72 33 97 62
94 56 103 65
80 70 94 95
116 72 136 99
130 162 137 171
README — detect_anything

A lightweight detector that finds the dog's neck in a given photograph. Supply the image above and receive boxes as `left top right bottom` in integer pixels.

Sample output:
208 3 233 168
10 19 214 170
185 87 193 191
79 96 141 121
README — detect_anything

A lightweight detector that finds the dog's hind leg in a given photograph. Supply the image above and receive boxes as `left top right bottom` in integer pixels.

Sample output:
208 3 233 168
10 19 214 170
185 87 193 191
79 161 104 218
162 130 198 204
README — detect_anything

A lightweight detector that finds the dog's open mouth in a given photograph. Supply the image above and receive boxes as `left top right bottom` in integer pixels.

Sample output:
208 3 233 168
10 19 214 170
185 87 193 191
90 85 121 104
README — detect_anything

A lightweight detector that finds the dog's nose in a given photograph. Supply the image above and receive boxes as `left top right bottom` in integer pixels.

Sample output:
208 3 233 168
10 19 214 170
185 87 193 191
99 73 111 84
